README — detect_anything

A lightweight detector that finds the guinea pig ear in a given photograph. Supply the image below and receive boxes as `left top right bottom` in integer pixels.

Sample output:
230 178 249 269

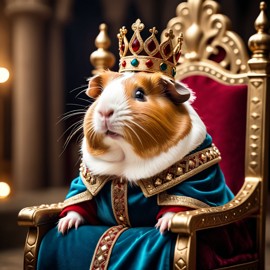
85 75 103 99
162 77 191 105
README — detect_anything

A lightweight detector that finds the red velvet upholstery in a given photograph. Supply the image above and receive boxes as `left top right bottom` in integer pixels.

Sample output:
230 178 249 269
197 220 257 269
182 75 247 194
181 75 257 269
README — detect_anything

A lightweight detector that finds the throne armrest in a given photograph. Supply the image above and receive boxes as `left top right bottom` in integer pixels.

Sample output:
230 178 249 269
18 202 64 227
18 203 64 269
170 177 260 234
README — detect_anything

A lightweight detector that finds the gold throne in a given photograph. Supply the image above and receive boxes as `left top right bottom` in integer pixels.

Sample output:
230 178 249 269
18 0 270 269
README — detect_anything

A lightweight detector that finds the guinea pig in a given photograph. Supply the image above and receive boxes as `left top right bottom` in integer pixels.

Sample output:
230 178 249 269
58 70 207 234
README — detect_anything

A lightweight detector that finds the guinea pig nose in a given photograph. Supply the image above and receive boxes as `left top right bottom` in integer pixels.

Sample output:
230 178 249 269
99 109 114 118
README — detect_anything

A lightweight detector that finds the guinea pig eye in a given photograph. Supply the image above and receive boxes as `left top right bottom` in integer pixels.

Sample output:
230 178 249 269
134 88 146 102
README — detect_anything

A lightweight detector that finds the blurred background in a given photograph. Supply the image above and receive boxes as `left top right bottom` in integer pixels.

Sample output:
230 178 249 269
0 0 269 269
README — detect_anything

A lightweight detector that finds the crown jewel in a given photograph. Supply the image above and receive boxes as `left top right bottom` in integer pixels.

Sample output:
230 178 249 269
117 19 183 79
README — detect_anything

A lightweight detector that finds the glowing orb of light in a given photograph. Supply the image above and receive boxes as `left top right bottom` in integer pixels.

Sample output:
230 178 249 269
0 67 10 83
0 182 11 198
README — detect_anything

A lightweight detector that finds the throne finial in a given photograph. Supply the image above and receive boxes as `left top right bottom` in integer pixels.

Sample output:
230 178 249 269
248 2 270 60
90 24 116 74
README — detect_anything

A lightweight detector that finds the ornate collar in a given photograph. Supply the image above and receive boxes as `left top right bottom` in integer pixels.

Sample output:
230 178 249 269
80 144 221 197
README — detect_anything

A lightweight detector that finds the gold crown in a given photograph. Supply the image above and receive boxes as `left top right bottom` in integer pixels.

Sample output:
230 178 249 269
117 19 183 79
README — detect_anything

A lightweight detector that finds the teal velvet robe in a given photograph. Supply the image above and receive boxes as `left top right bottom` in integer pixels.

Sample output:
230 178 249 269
37 135 234 270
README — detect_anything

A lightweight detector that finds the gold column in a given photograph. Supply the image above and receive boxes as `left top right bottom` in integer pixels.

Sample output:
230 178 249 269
47 0 73 186
5 0 51 190
247 2 270 269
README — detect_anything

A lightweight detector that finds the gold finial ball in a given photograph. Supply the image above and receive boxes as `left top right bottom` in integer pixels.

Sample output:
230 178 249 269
260 1 266 11
95 23 111 49
248 1 270 56
90 23 116 73
255 2 269 32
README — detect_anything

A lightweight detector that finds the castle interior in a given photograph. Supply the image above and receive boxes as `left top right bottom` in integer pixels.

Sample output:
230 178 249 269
0 0 269 269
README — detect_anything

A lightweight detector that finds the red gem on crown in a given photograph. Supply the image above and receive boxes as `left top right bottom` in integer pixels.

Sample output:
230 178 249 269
132 38 141 52
146 59 153 68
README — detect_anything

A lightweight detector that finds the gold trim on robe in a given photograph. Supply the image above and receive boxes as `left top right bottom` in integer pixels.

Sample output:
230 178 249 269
63 190 93 208
80 163 109 196
77 144 221 200
89 225 128 270
111 178 131 226
138 144 221 197
158 192 210 208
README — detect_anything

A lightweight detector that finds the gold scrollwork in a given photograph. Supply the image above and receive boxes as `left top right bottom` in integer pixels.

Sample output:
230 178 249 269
162 0 248 74
176 61 248 85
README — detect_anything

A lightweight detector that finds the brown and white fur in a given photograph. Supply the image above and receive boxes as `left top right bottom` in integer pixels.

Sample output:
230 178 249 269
58 71 207 234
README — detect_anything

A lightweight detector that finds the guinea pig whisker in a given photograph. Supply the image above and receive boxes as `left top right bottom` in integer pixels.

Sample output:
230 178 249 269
62 131 84 157
60 108 85 117
125 118 159 144
75 89 88 99
119 100 131 110
66 128 84 148
58 120 83 143
62 110 85 120
63 109 84 115
57 110 85 124
69 84 88 93
88 125 97 138
123 122 144 147
61 123 83 155
115 114 132 123
66 103 88 108
77 97 93 104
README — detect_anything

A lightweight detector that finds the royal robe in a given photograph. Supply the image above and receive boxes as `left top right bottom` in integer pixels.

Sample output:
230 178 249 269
38 135 238 270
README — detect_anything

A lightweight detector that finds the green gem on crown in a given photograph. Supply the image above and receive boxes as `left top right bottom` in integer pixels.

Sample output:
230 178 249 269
160 63 167 71
131 59 139 67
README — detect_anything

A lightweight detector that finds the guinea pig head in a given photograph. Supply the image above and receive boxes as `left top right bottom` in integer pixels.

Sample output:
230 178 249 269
83 71 193 161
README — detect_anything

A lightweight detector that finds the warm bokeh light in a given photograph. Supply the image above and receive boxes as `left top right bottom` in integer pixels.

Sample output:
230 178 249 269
0 181 11 198
0 67 10 83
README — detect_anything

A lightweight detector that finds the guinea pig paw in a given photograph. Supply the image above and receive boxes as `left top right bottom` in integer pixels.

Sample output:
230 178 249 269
57 217 69 234
58 211 85 234
155 212 174 234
